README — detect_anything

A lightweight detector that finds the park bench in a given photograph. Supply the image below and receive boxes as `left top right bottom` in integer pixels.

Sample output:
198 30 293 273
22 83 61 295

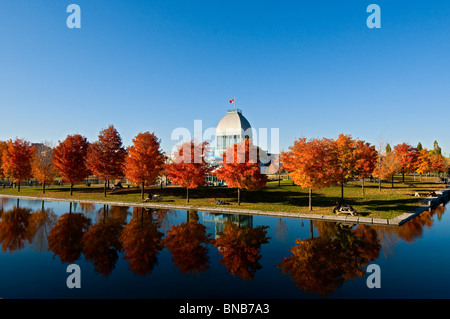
215 199 230 205
332 201 357 216
144 194 163 202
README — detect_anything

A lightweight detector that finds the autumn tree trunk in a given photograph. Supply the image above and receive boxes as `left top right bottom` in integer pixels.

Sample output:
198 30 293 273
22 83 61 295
237 188 241 206
362 178 365 197
186 188 189 203
70 183 73 196
18 180 21 192
42 182 46 194
309 188 312 211
402 173 405 183
104 180 107 197
141 181 145 200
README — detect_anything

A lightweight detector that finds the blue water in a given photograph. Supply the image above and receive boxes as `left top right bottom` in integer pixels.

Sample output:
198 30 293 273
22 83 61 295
0 197 449 299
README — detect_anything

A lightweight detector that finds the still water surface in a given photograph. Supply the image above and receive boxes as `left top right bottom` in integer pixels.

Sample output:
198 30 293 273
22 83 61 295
0 197 449 299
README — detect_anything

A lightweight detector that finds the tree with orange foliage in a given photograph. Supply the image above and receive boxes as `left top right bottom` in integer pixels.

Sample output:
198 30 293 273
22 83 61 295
334 134 358 200
1 138 35 192
86 125 127 197
353 140 377 197
416 148 432 179
214 139 267 205
333 134 378 199
31 143 57 194
393 143 419 183
372 150 400 188
165 140 213 203
124 132 165 200
52 134 90 195
430 153 446 174
281 137 338 211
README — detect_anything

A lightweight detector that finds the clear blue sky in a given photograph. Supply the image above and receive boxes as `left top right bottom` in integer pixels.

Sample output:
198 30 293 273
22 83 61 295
1 1 449 155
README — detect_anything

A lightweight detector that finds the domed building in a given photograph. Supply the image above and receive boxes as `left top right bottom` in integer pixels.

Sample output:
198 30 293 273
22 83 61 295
214 108 253 157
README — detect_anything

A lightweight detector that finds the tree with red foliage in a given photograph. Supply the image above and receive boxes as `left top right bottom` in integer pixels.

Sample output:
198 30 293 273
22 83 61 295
1 138 35 192
214 139 267 205
124 132 165 199
52 134 90 195
0 141 7 180
281 137 338 210
393 143 419 183
165 140 213 203
86 125 127 197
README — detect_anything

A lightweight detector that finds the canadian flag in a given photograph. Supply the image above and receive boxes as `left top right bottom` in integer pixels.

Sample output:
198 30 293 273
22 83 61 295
229 97 235 104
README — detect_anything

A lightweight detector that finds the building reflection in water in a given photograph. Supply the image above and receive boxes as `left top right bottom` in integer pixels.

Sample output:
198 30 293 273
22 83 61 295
202 212 253 239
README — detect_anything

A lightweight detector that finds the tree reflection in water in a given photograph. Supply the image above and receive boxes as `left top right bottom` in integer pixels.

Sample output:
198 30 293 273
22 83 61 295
119 207 164 276
163 211 213 273
373 204 447 255
279 221 381 297
214 221 270 280
81 205 125 276
28 206 58 252
47 211 91 263
0 206 34 252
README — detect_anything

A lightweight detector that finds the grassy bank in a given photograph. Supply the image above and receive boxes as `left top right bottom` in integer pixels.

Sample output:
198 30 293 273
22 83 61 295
0 176 445 219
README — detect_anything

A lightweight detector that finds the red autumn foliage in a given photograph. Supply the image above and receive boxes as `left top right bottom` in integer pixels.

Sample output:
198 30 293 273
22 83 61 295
124 132 165 199
281 137 338 210
165 140 213 202
0 141 7 179
52 134 90 195
1 138 35 192
214 139 267 205
393 143 419 182
86 125 127 196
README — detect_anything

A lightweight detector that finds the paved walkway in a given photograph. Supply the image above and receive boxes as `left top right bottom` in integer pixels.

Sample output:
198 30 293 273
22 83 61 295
1 187 448 227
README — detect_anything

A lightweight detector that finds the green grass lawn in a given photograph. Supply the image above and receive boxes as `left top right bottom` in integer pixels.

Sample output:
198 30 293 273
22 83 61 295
0 175 446 219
